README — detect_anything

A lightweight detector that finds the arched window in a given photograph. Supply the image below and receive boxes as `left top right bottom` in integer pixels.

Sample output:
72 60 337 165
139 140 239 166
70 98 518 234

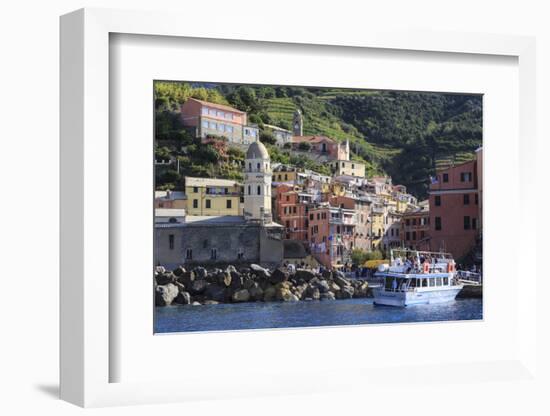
257 185 261 195
257 162 260 170
248 162 252 171
248 185 251 195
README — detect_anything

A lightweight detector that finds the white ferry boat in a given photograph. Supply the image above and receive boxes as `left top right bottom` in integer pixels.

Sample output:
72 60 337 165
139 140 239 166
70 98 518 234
373 249 463 307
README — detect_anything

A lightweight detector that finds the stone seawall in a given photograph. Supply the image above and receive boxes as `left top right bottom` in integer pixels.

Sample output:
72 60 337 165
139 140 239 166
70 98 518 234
155 264 369 306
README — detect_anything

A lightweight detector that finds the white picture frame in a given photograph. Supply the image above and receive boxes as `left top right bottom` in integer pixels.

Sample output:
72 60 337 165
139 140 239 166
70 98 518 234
60 8 538 408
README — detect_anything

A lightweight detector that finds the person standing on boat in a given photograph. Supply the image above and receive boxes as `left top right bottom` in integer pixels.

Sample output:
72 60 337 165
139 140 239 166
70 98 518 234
404 258 412 273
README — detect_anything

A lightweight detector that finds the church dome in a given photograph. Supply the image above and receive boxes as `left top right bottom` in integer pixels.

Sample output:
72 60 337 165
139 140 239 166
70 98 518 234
246 141 269 160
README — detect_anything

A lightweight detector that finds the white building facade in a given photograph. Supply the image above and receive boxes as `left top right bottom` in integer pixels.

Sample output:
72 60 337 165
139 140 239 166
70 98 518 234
244 141 273 222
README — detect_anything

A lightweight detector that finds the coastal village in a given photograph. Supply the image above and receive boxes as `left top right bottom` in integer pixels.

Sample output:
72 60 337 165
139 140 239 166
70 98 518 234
155 97 483 277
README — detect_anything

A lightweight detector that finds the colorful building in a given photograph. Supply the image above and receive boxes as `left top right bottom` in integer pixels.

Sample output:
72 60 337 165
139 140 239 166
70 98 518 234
382 210 402 251
275 184 314 241
329 159 366 178
291 136 350 161
370 204 386 250
401 208 430 250
429 157 480 259
154 190 187 210
185 177 243 216
180 98 259 145
272 165 299 184
264 124 293 147
308 205 357 268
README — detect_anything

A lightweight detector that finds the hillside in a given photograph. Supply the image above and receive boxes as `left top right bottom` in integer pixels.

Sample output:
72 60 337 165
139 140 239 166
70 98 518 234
154 82 482 198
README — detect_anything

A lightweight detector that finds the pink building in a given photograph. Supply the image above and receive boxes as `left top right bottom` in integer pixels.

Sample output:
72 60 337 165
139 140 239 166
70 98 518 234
309 204 357 269
429 158 480 260
180 98 259 145
291 136 349 161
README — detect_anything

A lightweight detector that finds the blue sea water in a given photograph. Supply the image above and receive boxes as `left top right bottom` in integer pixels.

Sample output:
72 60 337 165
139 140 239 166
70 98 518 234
154 298 482 333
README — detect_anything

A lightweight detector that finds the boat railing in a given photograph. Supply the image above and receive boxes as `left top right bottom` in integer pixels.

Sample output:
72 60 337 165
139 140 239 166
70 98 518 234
456 270 482 285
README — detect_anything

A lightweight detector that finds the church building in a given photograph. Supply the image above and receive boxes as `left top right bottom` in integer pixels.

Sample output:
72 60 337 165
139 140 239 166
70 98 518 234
154 140 284 269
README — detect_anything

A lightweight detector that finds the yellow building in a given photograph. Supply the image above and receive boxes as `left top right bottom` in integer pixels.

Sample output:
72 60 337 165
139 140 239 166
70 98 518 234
330 182 347 197
370 208 385 250
185 177 243 216
272 170 298 183
330 159 366 178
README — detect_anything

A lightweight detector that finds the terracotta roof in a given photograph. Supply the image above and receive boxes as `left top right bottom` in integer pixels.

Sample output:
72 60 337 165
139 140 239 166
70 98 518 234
186 97 245 114
291 135 335 144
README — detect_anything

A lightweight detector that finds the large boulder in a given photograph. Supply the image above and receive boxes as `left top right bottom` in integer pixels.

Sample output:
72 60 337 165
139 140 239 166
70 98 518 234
295 269 316 282
329 282 341 292
250 264 270 280
276 283 299 302
193 267 208 280
155 272 175 286
263 285 277 302
225 265 238 274
230 274 244 290
176 270 195 287
155 283 179 306
321 269 332 280
269 268 289 285
155 266 166 274
248 283 264 301
243 275 257 290
305 284 320 300
336 285 355 299
216 271 232 287
172 266 186 277
354 282 369 298
174 291 191 305
316 279 331 293
205 284 226 302
321 291 336 301
232 289 250 303
206 273 218 284
189 279 208 295
333 274 351 289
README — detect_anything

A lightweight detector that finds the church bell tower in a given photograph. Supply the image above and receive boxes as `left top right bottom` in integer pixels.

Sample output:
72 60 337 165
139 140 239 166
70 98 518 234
293 109 303 136
244 141 272 223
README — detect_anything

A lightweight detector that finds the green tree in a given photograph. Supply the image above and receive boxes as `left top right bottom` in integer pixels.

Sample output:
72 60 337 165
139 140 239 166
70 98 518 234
260 130 276 145
298 142 311 151
351 249 369 266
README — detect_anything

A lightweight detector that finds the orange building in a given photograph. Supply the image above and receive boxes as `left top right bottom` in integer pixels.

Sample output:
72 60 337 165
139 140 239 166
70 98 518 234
429 157 481 259
275 184 313 241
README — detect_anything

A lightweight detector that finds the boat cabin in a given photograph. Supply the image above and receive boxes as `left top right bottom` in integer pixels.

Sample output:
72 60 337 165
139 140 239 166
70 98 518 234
383 274 451 292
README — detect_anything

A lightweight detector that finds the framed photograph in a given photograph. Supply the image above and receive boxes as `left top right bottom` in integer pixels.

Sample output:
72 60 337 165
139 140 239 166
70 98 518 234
60 8 538 408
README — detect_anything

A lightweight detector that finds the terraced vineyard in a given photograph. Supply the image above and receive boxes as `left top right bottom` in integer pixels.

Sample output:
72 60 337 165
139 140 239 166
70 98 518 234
155 82 482 198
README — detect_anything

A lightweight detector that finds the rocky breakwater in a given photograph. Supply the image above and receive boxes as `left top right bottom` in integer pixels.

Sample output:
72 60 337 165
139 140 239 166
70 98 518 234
155 264 369 306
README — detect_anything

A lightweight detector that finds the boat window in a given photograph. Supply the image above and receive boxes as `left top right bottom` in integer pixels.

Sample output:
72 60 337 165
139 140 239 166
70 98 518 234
422 278 428 287
409 278 417 288
429 278 436 287
443 277 449 285
436 277 442 286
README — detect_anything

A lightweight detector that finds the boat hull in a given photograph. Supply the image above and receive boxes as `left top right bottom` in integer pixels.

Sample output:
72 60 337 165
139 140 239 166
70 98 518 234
372 287 463 307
